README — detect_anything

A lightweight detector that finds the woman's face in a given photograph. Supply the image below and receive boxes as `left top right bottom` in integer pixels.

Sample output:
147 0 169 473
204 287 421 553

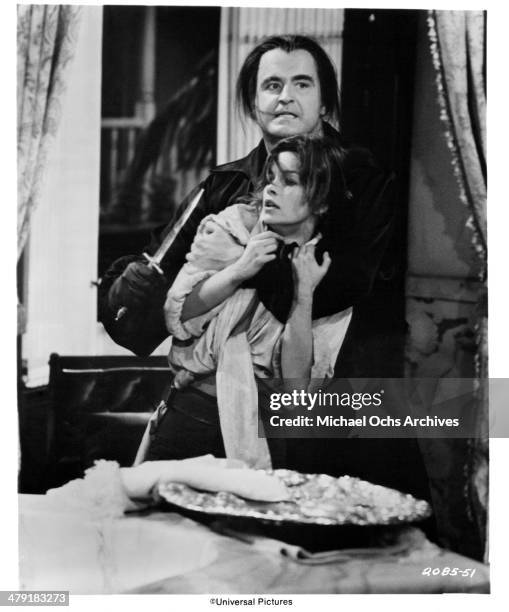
260 152 315 232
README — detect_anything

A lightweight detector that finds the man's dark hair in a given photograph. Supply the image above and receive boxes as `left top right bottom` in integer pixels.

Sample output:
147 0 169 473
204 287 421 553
236 34 341 126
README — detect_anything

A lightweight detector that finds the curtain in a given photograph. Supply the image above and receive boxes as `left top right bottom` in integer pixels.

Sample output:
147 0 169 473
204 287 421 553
17 4 82 259
22 7 105 385
428 10 486 262
217 7 344 165
428 10 487 560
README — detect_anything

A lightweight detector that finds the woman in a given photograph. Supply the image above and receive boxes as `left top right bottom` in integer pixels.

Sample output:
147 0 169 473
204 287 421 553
143 136 353 468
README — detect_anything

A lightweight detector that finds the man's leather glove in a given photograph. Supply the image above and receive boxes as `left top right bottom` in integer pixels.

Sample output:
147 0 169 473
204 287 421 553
108 261 168 312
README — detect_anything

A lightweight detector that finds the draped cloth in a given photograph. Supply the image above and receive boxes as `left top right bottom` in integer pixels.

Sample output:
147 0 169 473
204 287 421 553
428 11 486 261
17 4 82 258
427 10 487 560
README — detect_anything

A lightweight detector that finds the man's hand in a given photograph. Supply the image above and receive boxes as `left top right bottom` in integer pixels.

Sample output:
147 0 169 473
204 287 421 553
109 261 167 311
229 231 280 282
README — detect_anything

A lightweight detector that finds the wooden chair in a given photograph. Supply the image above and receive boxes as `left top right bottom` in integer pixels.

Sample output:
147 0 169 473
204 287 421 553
45 353 172 489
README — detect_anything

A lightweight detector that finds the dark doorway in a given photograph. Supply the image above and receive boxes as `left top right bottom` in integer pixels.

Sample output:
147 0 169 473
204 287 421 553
340 9 419 376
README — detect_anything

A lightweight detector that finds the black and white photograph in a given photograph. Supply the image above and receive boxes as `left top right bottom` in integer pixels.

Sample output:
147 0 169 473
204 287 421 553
10 0 501 605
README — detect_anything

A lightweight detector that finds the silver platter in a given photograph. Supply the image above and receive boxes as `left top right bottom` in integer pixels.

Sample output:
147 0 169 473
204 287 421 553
157 469 432 526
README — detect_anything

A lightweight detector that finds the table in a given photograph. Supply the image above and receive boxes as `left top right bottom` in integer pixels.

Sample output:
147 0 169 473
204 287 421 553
19 495 489 595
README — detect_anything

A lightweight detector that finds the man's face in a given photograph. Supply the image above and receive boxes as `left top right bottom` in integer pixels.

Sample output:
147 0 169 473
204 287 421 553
255 48 325 149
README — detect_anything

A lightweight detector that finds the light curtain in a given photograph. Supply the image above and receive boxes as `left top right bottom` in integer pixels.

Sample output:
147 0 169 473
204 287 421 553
428 10 486 267
17 4 82 258
217 7 344 165
22 7 106 384
428 10 487 559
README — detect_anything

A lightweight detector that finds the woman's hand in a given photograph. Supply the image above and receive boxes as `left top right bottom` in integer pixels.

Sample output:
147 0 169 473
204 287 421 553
229 231 280 282
291 240 331 303
174 231 278 323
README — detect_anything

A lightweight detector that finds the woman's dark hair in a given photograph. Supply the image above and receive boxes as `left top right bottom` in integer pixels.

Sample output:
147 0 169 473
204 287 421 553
244 135 344 216
236 34 341 126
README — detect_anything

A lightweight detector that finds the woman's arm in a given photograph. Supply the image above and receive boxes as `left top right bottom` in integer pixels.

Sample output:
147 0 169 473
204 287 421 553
179 265 244 322
280 243 331 385
179 231 280 322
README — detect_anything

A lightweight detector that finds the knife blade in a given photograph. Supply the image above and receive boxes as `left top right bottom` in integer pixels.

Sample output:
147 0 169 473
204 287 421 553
115 187 204 321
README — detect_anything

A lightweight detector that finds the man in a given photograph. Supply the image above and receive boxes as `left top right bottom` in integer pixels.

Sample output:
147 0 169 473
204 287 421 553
98 35 431 503
99 35 394 361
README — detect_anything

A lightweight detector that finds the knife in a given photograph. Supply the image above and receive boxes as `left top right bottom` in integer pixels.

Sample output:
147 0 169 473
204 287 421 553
115 187 205 321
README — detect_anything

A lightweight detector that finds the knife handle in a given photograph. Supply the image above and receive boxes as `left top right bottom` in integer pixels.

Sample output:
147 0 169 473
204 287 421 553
142 252 164 275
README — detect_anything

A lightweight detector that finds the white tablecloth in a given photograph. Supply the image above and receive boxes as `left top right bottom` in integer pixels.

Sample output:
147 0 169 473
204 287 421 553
19 495 221 594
